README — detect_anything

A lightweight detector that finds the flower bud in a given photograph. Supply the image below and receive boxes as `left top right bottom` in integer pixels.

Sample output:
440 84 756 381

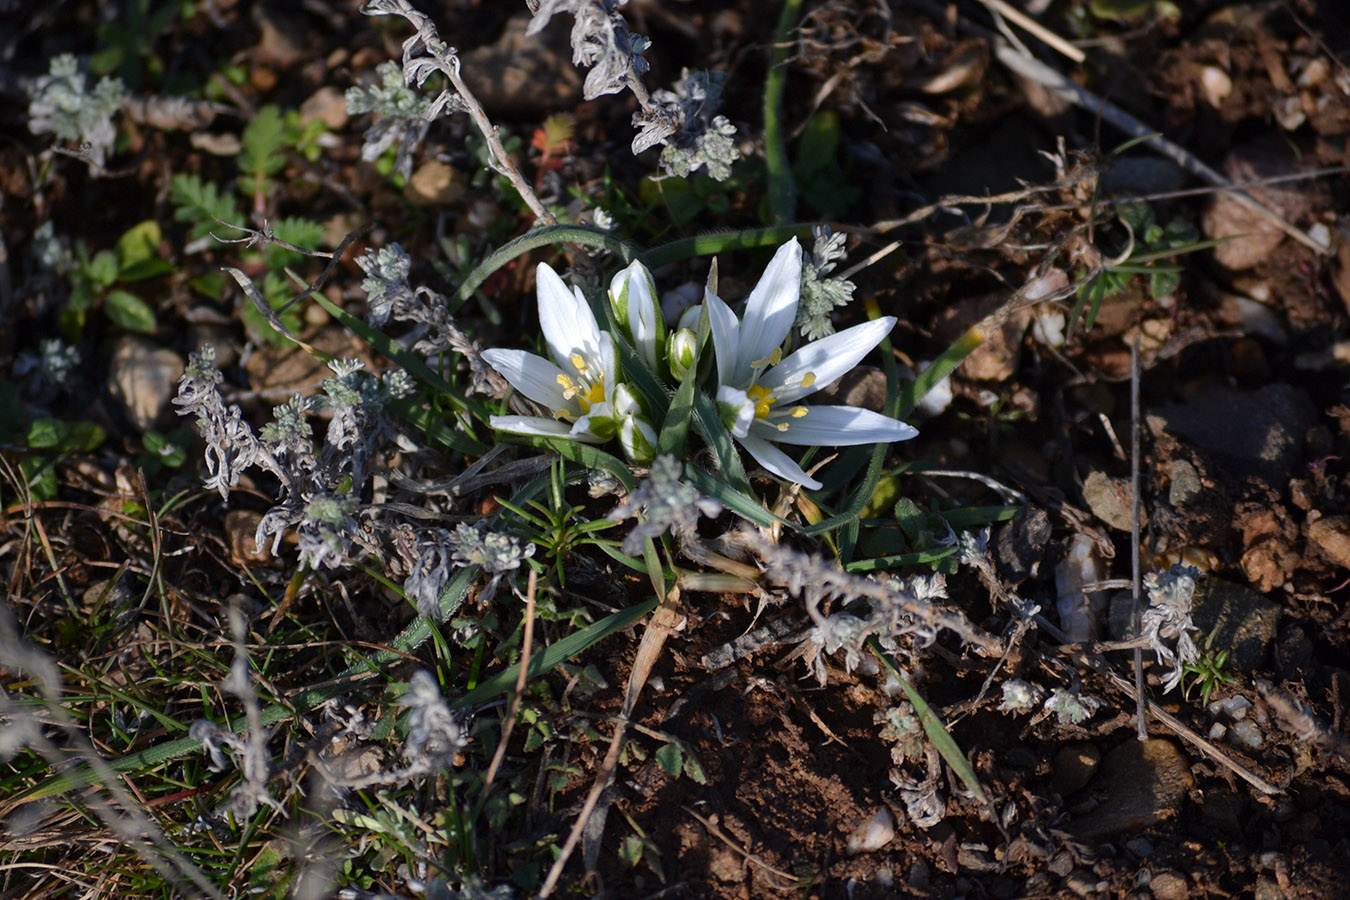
619 415 657 464
667 328 698 380
613 381 643 419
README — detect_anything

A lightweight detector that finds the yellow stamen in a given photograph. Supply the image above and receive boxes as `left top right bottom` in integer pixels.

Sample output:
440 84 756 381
790 406 807 418
799 372 816 389
777 422 790 432
577 379 605 413
769 348 783 365
746 384 775 419
570 353 587 373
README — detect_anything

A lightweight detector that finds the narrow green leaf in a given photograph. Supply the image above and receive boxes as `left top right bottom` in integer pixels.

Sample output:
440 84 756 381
452 598 658 711
452 224 641 310
869 638 988 803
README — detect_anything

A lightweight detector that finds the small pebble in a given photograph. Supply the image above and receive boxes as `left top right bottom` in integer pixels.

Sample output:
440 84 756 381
1229 719 1264 751
846 807 896 855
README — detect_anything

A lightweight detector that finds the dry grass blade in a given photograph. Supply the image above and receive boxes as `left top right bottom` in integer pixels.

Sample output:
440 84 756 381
538 582 685 898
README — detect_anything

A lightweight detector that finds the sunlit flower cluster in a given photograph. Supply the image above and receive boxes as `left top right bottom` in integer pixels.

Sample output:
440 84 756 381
482 239 918 489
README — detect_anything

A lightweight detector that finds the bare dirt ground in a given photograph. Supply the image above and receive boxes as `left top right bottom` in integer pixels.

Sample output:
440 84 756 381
3 1 1350 898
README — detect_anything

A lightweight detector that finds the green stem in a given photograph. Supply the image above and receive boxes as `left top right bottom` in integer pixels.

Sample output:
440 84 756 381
764 0 804 225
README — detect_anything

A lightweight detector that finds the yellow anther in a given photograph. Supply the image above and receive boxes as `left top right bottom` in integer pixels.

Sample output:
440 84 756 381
746 384 775 419
790 406 807 418
799 372 816 388
777 422 790 432
769 348 783 365
570 353 588 373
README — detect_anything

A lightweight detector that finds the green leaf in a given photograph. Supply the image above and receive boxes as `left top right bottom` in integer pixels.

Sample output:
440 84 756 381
86 250 120 289
25 418 66 449
170 173 242 241
20 456 57 502
115 219 161 269
655 741 683 778
239 105 287 179
266 216 326 270
869 638 988 803
618 835 644 868
104 289 157 333
452 224 640 311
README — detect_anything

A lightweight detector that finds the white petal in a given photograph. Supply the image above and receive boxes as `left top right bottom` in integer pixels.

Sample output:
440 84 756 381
737 239 801 377
717 384 755 438
738 433 822 490
482 349 568 409
753 404 918 446
762 316 896 404
537 263 602 370
490 415 602 443
618 261 661 373
705 290 742 388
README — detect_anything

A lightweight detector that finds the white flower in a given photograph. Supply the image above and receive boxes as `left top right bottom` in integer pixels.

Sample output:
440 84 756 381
706 239 917 489
482 263 658 462
483 262 622 445
608 259 665 375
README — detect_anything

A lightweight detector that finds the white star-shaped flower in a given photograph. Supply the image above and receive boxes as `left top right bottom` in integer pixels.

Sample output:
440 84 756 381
706 239 917 489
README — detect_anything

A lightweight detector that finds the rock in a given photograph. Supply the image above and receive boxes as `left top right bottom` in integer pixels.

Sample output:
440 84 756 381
1201 137 1319 271
226 509 275 567
1236 501 1299 592
1305 514 1350 570
1050 742 1101 796
1056 534 1109 641
459 13 583 116
816 365 887 412
959 304 1032 382
994 507 1052 585
1069 739 1192 838
1168 459 1203 506
1149 382 1317 483
407 159 467 206
1149 871 1190 900
846 807 896 855
708 847 744 883
300 86 349 131
107 336 185 431
1190 579 1280 671
1082 469 1137 532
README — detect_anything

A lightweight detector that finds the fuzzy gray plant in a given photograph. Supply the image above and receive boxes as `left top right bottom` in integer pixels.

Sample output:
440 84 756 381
647 69 740 180
175 348 412 570
404 523 535 619
733 531 999 686
345 59 434 178
1141 564 1202 693
606 454 721 555
355 243 507 398
27 54 126 167
796 226 857 340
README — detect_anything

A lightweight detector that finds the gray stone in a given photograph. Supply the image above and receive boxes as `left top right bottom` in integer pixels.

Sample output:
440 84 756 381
1168 459 1203 506
1070 739 1193 838
1191 579 1280 671
107 335 184 431
1050 742 1101 796
1148 871 1189 900
1083 470 1136 532
1150 383 1317 483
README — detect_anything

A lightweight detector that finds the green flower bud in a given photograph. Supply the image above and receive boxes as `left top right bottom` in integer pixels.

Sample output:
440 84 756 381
668 328 698 380
619 415 657 465
614 381 643 419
